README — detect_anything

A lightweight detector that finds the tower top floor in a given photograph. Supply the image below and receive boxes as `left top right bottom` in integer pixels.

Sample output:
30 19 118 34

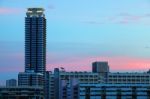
26 8 45 17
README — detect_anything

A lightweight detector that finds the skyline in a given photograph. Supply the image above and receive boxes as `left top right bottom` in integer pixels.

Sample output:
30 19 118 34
1 0 150 84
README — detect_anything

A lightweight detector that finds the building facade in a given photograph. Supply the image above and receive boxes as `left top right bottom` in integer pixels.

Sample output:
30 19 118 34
0 86 44 99
79 84 150 99
108 72 150 84
6 79 17 87
16 8 46 98
25 8 46 74
45 68 100 99
18 72 44 87
18 8 46 87
45 62 150 99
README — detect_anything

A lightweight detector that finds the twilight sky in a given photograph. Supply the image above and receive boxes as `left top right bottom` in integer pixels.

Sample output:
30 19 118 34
1 0 150 84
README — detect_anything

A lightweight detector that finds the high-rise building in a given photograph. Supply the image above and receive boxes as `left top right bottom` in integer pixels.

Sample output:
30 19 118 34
18 8 46 87
25 8 46 74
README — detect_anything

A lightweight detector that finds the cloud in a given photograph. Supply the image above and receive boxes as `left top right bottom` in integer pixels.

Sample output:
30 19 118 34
118 20 129 24
47 5 55 9
144 14 150 17
84 12 150 25
84 21 104 25
46 52 150 72
138 2 150 9
117 13 142 24
0 7 23 14
145 46 150 49
118 12 131 17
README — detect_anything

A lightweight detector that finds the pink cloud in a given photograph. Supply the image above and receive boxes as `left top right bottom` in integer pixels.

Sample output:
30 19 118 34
117 13 142 24
47 55 150 72
108 57 150 71
1 52 149 72
0 7 23 14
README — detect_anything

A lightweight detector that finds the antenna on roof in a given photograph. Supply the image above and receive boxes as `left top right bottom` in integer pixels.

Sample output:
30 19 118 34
60 67 65 72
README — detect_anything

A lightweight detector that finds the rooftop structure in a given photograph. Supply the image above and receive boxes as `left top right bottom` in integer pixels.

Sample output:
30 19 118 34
26 8 45 17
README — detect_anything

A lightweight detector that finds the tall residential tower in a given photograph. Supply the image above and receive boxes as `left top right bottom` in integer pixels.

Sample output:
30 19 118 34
18 8 46 87
25 8 46 74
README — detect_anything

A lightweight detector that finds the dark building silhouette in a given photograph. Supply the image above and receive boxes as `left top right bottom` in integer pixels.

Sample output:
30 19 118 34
25 8 46 74
18 8 46 87
92 61 109 73
6 79 17 87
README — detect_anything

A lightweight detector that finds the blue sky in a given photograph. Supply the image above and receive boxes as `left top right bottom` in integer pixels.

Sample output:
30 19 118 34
0 0 150 85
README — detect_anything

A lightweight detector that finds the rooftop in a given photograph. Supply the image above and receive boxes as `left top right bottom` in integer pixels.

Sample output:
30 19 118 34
26 8 45 17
